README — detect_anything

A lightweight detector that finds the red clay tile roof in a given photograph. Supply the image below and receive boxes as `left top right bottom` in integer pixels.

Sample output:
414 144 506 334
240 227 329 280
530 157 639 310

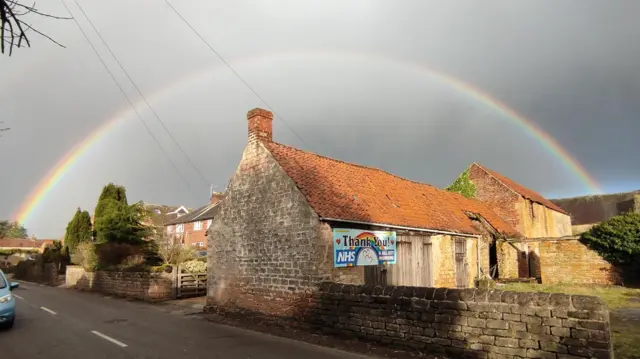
265 142 521 237
0 238 42 249
472 163 568 215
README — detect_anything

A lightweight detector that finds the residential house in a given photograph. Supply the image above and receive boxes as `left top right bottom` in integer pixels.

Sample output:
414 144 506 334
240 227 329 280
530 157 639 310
165 192 224 253
0 238 50 267
207 108 522 316
0 238 46 252
89 204 189 238
143 203 191 228
551 190 640 234
459 163 573 280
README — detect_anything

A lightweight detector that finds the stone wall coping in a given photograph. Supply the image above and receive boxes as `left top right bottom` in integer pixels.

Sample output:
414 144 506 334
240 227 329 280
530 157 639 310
317 282 607 312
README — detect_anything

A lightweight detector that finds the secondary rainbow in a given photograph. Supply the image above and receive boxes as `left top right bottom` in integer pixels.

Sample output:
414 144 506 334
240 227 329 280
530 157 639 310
12 51 602 226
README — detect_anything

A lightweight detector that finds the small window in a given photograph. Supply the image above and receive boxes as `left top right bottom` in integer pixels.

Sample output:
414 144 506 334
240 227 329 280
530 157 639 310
206 219 212 228
176 224 184 233
194 221 202 230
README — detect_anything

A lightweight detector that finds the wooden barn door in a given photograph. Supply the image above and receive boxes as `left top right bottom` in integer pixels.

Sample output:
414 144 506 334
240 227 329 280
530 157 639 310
422 242 434 287
385 235 433 287
455 238 468 288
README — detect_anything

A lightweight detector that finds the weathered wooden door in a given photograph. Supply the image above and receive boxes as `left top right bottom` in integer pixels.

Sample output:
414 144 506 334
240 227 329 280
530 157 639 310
385 235 433 287
422 242 434 287
455 238 468 288
387 237 413 285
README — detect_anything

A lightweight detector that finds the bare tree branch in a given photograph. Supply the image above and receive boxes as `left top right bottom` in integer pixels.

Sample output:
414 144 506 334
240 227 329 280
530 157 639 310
1 0 70 56
0 122 10 137
8 0 71 19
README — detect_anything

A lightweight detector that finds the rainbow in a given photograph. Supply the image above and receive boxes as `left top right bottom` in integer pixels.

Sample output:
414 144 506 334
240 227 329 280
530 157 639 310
11 51 602 226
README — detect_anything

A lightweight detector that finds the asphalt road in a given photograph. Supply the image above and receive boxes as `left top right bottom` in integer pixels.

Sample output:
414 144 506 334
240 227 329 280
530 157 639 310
0 282 373 359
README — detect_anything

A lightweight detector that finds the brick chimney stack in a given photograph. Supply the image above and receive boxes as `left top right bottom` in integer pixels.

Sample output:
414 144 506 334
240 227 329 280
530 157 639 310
210 191 225 205
247 108 273 143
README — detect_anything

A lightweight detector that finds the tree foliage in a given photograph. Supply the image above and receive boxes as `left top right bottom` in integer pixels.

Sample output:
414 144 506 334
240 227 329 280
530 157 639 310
0 220 28 238
94 200 149 245
445 168 477 199
63 208 92 254
94 183 128 226
580 212 640 265
70 241 98 271
41 240 70 273
0 0 70 56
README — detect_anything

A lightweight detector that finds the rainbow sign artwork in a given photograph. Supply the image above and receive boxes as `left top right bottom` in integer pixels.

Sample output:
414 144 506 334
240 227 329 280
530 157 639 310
333 229 397 268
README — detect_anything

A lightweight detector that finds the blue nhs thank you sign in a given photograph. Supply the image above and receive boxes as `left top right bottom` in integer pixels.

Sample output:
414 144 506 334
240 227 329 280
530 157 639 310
332 228 397 268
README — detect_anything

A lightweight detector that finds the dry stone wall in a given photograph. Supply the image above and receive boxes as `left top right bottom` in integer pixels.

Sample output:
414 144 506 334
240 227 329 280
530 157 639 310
66 266 173 302
308 283 613 359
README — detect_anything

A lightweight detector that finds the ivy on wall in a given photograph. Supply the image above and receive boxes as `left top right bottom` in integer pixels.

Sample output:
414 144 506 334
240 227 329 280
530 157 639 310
445 168 477 199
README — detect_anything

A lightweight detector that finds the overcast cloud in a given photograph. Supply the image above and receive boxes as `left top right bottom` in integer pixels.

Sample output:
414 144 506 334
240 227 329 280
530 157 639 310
1 0 639 238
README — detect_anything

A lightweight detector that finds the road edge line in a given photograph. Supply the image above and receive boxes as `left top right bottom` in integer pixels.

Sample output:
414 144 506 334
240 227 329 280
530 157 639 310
40 306 57 315
91 330 128 348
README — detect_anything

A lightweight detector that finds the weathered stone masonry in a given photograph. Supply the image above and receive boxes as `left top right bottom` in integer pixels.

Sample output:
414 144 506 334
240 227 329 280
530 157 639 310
207 137 361 316
307 283 613 359
539 240 620 286
65 266 173 302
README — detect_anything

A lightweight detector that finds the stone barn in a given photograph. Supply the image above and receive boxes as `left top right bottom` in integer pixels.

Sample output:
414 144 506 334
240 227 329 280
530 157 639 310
452 163 574 281
206 108 521 317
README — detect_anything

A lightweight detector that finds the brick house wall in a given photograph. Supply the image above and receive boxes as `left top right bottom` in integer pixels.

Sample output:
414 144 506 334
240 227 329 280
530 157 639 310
166 221 209 249
178 220 211 249
539 239 620 285
207 140 362 316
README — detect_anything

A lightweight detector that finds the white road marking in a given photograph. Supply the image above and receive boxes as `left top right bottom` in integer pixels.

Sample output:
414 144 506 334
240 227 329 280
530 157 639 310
13 294 24 300
40 306 57 315
91 330 128 347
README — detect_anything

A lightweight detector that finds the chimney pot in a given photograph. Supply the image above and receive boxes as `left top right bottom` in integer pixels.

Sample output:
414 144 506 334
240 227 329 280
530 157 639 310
247 108 273 143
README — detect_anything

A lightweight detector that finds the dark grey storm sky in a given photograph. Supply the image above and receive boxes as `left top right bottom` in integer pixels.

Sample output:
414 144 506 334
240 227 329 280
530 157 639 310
1 0 639 238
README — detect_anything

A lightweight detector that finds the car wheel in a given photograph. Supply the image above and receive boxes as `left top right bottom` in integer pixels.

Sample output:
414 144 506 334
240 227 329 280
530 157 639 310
3 317 14 329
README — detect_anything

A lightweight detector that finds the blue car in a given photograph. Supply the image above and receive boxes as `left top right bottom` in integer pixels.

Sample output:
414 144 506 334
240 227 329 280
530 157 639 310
0 269 19 329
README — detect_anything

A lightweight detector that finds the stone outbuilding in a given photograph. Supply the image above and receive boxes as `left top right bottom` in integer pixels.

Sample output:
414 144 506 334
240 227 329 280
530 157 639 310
206 108 521 317
451 163 573 281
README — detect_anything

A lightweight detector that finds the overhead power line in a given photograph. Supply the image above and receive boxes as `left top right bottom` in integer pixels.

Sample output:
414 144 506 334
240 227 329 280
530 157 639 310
161 0 312 150
73 0 211 188
59 0 198 196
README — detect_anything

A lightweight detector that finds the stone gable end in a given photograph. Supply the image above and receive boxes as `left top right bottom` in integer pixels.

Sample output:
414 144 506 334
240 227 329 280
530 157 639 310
207 142 337 316
469 165 521 231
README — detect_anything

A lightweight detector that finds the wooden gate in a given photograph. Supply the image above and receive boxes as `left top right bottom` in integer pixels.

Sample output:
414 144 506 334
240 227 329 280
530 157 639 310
455 238 468 288
177 272 207 298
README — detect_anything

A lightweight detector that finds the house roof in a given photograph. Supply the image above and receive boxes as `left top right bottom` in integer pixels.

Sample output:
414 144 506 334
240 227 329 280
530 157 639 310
143 203 190 226
0 238 43 249
164 202 222 225
264 142 521 237
471 163 569 215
